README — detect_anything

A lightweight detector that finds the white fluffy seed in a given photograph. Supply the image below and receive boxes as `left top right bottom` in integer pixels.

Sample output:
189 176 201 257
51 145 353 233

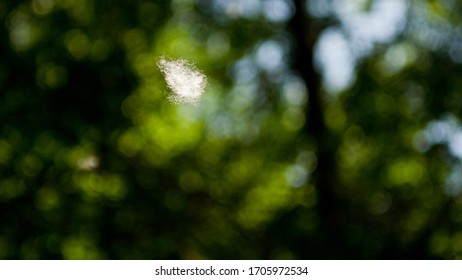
157 57 207 104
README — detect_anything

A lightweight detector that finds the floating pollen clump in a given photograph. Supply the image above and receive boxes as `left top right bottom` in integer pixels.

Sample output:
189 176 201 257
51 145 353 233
157 57 208 104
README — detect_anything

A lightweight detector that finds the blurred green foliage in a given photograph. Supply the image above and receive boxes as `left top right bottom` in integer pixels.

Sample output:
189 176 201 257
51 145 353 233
1 0 462 259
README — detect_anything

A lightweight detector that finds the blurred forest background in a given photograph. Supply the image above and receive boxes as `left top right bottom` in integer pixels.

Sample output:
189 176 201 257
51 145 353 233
1 0 462 259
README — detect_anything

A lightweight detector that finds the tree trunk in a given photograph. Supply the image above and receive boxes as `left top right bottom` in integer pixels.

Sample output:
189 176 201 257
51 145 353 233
288 0 348 257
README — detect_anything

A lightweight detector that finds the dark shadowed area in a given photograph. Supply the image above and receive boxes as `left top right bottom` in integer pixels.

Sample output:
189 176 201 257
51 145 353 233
1 0 462 259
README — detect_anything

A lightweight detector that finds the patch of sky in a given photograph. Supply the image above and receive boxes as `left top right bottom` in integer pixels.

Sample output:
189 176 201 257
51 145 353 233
315 0 408 93
255 39 287 74
262 0 294 23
